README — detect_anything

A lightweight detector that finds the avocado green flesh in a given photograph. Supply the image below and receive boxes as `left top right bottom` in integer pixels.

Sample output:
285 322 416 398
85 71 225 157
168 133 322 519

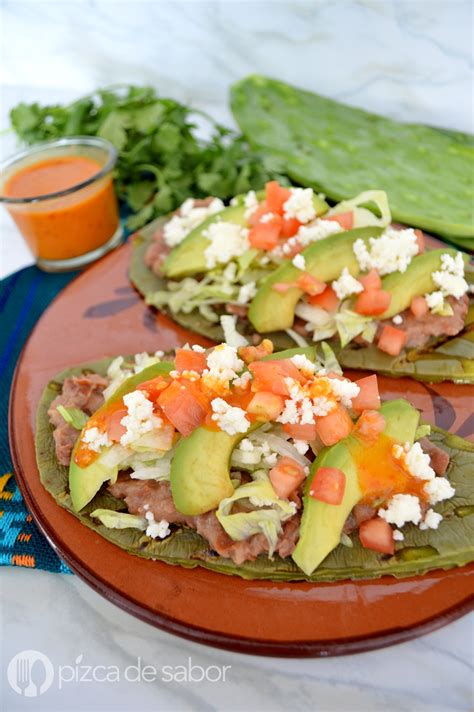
230 75 474 249
69 361 174 512
377 249 468 319
37 361 474 581
171 428 250 515
248 226 384 333
292 400 420 576
163 204 247 278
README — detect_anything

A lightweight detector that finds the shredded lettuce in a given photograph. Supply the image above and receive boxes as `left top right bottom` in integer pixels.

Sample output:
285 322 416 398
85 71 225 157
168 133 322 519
91 509 147 531
56 405 89 430
220 315 249 347
216 480 296 557
335 309 377 348
415 424 431 440
318 342 343 375
294 303 337 341
329 190 391 228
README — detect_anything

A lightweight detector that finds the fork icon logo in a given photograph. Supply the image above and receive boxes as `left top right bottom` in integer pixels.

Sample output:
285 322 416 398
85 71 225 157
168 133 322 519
7 650 54 697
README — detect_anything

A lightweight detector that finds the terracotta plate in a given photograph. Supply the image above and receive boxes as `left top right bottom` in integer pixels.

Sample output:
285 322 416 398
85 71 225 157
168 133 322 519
9 242 474 657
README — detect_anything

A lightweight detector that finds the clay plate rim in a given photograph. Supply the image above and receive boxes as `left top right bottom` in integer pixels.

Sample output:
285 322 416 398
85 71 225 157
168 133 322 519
7 243 474 657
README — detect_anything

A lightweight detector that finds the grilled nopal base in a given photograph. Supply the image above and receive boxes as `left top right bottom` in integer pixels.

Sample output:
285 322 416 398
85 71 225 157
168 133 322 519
130 223 474 384
36 359 474 582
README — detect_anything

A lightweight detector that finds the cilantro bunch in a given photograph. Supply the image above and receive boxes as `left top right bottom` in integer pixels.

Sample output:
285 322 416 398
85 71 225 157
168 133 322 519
10 85 287 229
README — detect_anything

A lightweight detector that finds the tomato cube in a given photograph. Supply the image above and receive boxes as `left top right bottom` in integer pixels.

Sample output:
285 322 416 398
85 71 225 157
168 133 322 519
410 295 428 318
308 285 339 312
355 288 391 316
309 467 346 505
351 375 381 412
158 381 208 436
247 391 284 421
355 410 386 441
265 181 292 214
325 211 354 231
315 404 354 446
377 325 408 356
359 269 381 291
249 359 305 396
269 456 307 500
359 518 394 555
175 348 207 374
283 422 318 441
248 220 282 250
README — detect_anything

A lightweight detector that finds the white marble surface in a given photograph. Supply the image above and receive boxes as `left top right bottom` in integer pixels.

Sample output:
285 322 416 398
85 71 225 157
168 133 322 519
1 2 473 709
1 568 473 711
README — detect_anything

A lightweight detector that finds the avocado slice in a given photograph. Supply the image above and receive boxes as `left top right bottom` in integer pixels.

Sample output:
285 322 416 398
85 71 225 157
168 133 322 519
248 226 384 333
376 248 469 319
163 193 328 279
69 361 174 512
292 399 420 576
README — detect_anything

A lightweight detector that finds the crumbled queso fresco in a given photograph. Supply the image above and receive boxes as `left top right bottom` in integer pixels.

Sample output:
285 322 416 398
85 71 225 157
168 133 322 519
292 254 306 270
353 227 419 276
203 222 250 269
283 188 316 223
82 426 111 452
332 268 364 300
425 252 468 311
211 398 250 436
163 198 224 247
120 391 163 447
378 440 455 536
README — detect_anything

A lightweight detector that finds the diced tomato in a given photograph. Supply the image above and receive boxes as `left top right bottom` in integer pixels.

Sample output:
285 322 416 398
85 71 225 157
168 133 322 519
410 295 428 318
309 467 346 505
315 404 354 446
105 407 127 442
377 325 408 356
175 348 207 374
283 422 318 441
325 211 354 231
359 518 394 555
359 269 381 291
249 359 305 397
351 375 381 413
414 228 425 254
248 220 282 250
354 288 391 316
269 456 306 500
272 281 296 294
280 216 302 238
157 380 208 436
247 391 284 421
296 273 326 296
137 376 170 401
265 181 292 214
238 339 273 364
355 410 385 441
248 202 270 227
307 285 339 312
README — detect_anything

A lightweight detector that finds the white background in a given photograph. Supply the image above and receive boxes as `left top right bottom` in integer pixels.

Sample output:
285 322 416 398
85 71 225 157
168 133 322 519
1 2 473 710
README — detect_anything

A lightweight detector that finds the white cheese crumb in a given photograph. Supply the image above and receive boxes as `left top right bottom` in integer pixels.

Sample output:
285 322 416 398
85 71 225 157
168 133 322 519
392 315 403 325
144 511 171 539
332 268 363 300
296 219 341 246
292 254 306 270
239 438 254 452
82 426 111 452
192 344 205 353
204 343 244 385
163 198 224 247
290 354 315 374
378 494 422 528
233 371 252 389
425 290 445 312
328 377 360 408
243 190 258 220
203 222 250 269
423 477 455 505
419 509 443 530
120 390 162 447
431 252 468 300
392 441 435 481
211 398 250 435
393 529 404 541
283 188 316 223
237 281 257 304
353 227 418 276
264 452 279 466
260 212 276 224
293 440 310 455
